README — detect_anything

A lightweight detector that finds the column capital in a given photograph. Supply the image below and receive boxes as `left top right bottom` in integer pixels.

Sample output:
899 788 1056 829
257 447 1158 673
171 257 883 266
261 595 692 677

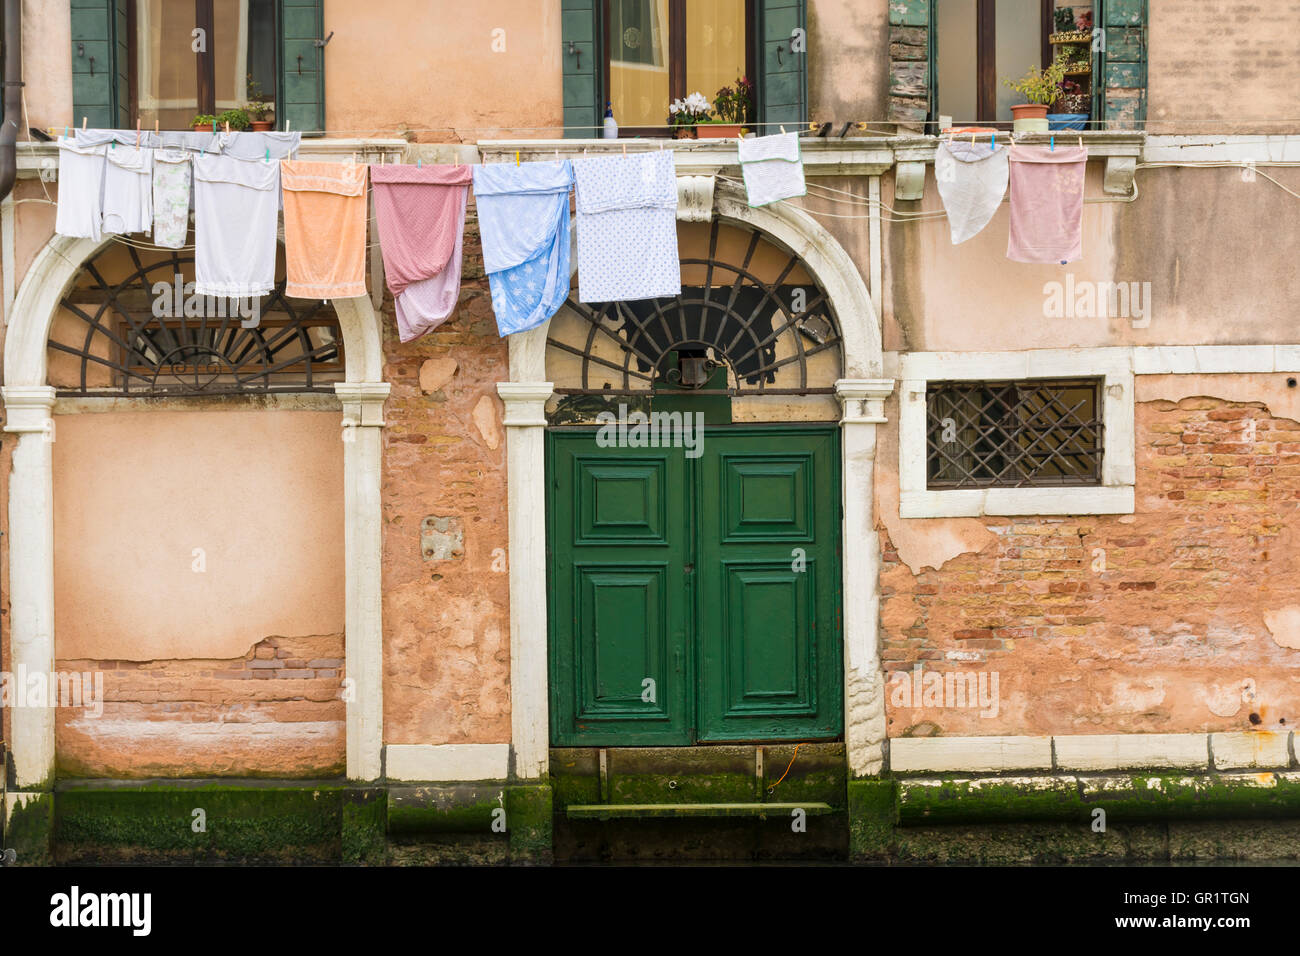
2 385 57 433
835 378 894 424
497 381 553 427
334 382 390 427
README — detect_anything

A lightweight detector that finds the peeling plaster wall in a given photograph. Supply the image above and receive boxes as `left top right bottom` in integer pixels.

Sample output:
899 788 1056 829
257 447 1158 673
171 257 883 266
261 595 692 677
380 199 512 748
878 382 1300 738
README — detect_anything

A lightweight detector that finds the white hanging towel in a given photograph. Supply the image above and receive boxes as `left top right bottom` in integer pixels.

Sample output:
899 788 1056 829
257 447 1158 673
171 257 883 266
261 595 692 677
572 150 680 303
103 144 153 235
736 131 806 206
192 154 280 297
934 141 1009 244
54 138 107 241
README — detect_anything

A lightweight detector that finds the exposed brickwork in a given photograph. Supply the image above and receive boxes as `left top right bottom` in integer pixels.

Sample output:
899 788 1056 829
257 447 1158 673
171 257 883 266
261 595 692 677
881 398 1300 738
380 199 512 746
54 634 345 778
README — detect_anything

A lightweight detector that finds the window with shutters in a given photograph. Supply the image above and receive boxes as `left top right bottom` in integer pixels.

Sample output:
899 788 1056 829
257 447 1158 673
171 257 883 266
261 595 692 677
562 0 805 137
72 0 325 133
888 0 1146 131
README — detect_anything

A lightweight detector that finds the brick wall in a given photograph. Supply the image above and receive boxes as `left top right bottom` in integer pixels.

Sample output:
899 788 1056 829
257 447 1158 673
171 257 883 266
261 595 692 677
54 634 345 778
379 195 512 748
881 396 1300 738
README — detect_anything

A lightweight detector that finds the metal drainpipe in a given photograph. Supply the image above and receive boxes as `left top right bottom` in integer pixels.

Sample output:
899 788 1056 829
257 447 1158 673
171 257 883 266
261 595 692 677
0 0 24 204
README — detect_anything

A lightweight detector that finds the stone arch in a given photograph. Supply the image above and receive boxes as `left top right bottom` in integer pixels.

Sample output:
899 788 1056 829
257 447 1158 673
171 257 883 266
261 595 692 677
1 233 388 789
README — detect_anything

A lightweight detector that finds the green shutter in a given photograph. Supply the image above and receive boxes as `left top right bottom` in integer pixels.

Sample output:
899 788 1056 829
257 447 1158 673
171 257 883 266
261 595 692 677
71 0 127 129
886 0 930 131
561 0 600 138
278 0 325 134
1094 0 1147 129
757 0 807 132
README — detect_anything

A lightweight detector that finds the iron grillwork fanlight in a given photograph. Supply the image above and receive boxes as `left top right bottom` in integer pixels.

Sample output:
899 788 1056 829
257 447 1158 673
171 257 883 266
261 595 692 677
49 244 344 396
548 220 843 396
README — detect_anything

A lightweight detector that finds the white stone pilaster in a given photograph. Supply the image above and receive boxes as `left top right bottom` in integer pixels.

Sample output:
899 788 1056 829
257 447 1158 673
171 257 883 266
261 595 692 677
1 385 57 789
835 378 894 778
496 381 554 780
335 382 390 782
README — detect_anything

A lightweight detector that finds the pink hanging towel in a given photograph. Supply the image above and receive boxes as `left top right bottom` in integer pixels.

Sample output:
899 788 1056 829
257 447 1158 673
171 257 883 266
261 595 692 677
1007 145 1086 264
370 164 473 342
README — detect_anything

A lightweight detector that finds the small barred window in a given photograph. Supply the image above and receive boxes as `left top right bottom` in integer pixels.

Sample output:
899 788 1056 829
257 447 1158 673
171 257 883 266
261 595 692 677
926 379 1104 489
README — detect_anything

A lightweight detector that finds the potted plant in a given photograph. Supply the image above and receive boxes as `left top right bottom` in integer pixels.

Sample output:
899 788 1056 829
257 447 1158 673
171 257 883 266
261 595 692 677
698 76 753 139
667 91 711 139
192 113 217 132
1001 59 1067 132
216 107 251 132
1053 6 1076 32
245 74 274 131
246 101 274 131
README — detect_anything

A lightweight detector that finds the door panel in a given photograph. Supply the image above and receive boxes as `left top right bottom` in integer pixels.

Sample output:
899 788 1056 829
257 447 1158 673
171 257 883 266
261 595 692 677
550 439 691 745
548 426 840 746
697 430 841 741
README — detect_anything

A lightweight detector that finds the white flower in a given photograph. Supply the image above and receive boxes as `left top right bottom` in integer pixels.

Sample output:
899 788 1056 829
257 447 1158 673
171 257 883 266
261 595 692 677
684 91 711 115
669 98 686 115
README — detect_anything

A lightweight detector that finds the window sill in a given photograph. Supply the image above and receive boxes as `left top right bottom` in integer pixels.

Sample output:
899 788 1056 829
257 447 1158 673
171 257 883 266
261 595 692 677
900 485 1135 519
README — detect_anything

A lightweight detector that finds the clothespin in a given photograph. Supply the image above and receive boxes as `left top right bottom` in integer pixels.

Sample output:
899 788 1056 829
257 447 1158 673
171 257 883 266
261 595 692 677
286 120 291 132
351 151 357 165
417 158 421 169
554 148 559 160
81 116 87 130
1078 135 1084 150
991 132 995 150
224 121 230 134
622 143 626 156
779 125 786 134
1050 134 1055 152
947 128 953 145
135 120 141 146
64 126 69 140
155 119 160 136
515 150 520 167
970 132 975 145
264 147 270 164
212 120 217 133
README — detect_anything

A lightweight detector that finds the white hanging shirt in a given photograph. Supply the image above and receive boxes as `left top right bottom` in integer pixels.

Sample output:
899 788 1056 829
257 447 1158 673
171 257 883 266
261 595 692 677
54 138 107 241
736 132 806 207
572 150 680 303
103 144 153 235
934 141 1009 245
192 154 280 297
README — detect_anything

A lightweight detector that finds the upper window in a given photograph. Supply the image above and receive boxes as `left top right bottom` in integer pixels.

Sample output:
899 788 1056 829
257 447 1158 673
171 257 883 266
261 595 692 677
134 0 278 129
606 0 752 131
935 0 1055 125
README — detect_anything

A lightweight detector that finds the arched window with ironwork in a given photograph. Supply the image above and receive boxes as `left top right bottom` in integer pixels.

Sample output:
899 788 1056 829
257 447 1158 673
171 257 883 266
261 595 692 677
47 240 344 396
546 219 843 423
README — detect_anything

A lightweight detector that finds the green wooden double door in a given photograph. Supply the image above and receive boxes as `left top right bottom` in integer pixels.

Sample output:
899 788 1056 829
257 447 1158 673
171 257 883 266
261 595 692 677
548 426 842 746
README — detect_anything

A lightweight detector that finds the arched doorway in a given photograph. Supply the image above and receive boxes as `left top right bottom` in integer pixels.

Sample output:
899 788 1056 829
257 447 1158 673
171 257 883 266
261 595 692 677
497 180 894 778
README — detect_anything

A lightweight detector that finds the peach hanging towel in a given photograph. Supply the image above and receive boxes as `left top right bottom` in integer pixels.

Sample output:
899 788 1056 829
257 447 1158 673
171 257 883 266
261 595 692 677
280 159 369 299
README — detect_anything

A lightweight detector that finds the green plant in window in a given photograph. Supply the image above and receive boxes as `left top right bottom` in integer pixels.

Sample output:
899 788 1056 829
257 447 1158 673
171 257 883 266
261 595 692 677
192 113 218 129
216 108 251 131
668 91 711 129
711 76 753 124
1001 59 1068 105
1053 6 1076 32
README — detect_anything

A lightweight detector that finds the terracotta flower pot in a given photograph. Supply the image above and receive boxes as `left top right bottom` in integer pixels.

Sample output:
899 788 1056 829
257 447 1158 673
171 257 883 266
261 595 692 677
1010 103 1050 121
697 123 743 139
250 119 273 131
1010 103 1051 133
